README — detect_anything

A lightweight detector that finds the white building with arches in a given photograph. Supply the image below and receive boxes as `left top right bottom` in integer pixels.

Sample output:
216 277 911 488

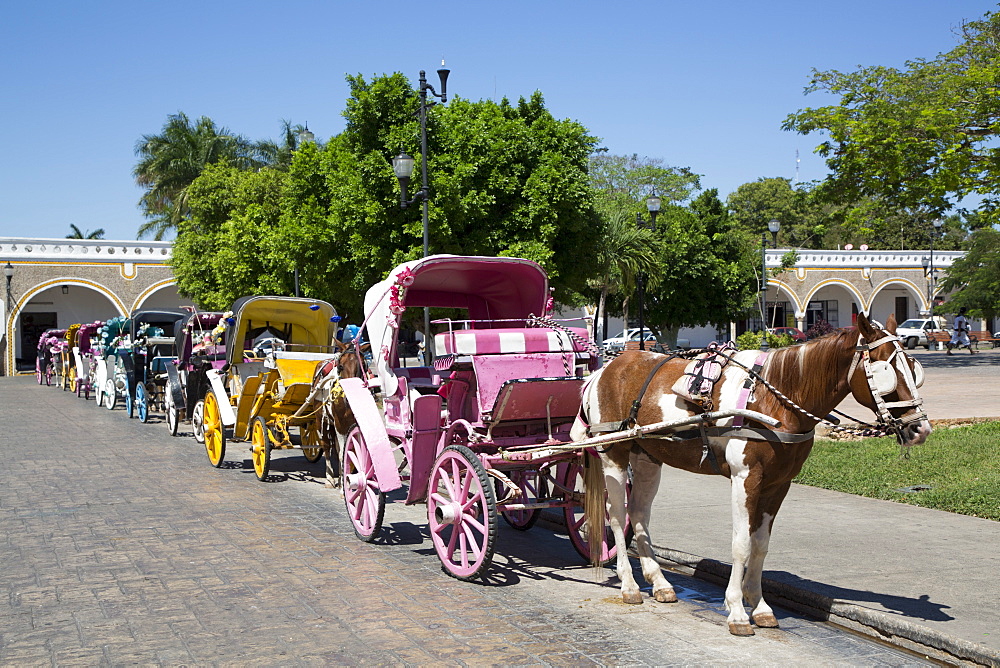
0 237 980 373
1 237 182 374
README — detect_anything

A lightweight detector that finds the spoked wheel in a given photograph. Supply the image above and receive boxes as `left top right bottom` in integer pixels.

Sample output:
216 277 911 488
427 445 498 581
203 390 226 467
251 416 272 481
498 469 544 531
192 400 206 444
105 379 117 410
341 426 385 542
300 422 323 463
36 366 43 385
136 382 149 423
166 403 180 436
563 460 633 565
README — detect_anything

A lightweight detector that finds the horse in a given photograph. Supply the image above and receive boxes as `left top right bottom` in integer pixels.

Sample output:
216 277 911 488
572 313 930 636
311 340 370 488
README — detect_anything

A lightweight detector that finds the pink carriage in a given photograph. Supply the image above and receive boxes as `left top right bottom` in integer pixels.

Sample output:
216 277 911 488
337 255 623 580
72 321 103 399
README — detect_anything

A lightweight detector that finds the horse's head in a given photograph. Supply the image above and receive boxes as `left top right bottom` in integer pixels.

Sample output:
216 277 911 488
334 339 370 381
849 313 931 446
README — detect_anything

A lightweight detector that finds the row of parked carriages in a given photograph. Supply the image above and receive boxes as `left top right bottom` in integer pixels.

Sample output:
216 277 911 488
39 255 631 581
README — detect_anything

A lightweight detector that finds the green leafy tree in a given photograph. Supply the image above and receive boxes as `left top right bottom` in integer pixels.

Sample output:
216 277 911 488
643 190 759 342
133 112 266 240
783 9 1000 225
936 227 1000 323
589 153 700 206
65 224 104 239
726 177 836 249
171 74 604 319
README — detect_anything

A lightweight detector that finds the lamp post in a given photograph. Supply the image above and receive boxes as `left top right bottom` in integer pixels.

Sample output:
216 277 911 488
759 220 781 351
292 124 315 298
4 262 12 313
391 63 450 363
924 218 945 309
634 193 661 351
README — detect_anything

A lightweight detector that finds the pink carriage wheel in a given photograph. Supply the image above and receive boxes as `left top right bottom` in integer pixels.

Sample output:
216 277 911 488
562 461 634 565
341 426 385 542
498 469 543 531
427 445 498 581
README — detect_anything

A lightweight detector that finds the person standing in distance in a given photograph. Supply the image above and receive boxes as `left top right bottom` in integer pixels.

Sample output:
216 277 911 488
947 306 976 355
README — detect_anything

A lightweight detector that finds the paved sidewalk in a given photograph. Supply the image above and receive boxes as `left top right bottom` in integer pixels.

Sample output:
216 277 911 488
646 347 1000 666
0 376 928 666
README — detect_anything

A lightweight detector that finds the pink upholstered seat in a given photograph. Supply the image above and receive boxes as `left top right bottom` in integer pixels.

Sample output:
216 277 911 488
434 327 589 356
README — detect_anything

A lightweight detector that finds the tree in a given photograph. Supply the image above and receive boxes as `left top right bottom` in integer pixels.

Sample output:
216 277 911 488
726 177 838 249
133 112 266 240
256 119 318 170
585 208 662 342
65 224 104 239
783 10 1000 225
170 75 604 319
589 153 700 206
936 227 1000 323
643 190 758 341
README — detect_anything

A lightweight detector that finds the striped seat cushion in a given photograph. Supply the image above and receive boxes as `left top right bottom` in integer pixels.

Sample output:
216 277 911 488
434 327 590 356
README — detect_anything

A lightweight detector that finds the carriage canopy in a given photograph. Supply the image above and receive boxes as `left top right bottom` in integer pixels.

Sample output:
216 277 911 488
362 255 551 395
225 296 339 364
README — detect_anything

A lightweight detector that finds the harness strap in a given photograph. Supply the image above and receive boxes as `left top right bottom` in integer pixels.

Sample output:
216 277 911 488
621 354 677 430
732 351 769 428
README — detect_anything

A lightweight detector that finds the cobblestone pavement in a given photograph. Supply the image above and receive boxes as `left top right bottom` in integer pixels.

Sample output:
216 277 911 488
0 377 932 666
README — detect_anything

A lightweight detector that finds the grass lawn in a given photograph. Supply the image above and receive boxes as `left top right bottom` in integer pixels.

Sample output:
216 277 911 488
794 421 1000 521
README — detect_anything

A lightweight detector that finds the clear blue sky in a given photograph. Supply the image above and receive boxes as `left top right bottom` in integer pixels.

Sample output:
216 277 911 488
2 0 996 241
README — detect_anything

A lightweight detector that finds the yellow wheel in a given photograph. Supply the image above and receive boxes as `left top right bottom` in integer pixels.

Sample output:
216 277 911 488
301 422 323 463
203 390 226 467
251 416 272 481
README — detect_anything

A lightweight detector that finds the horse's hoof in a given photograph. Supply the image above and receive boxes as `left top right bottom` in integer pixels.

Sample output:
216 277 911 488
622 592 644 605
753 612 779 628
653 588 677 603
728 622 755 636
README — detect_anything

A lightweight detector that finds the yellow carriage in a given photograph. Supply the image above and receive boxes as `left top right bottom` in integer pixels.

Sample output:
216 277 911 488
200 296 340 480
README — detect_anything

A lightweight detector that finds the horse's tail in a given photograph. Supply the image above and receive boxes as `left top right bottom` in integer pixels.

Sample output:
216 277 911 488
583 448 606 569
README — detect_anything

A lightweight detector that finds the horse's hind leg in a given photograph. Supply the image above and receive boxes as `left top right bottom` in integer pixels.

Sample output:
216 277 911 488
601 450 642 604
629 450 676 603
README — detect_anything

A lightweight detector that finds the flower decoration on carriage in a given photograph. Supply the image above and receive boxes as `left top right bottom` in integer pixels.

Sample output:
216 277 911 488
544 287 555 316
386 267 414 328
381 344 392 362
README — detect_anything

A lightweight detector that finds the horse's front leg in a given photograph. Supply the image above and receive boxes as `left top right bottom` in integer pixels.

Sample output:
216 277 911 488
726 466 756 635
629 450 676 603
741 482 792 630
601 453 641 604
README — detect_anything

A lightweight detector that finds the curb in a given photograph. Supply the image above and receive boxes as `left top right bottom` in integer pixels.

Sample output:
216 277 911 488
645 544 1000 668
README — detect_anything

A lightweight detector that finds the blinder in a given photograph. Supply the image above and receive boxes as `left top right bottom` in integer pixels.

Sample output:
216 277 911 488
870 360 897 395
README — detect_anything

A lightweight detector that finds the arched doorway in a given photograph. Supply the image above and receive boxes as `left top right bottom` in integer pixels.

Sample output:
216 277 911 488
869 278 926 324
132 281 187 312
10 280 123 372
804 280 865 331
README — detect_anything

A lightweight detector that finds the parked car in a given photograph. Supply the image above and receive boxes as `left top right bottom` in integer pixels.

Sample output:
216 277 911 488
769 327 806 342
896 318 945 349
602 328 661 354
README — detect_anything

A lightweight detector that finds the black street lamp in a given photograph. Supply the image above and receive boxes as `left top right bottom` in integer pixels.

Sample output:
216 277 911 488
922 218 945 310
391 63 450 363
760 220 780 352
4 261 12 313
634 193 661 351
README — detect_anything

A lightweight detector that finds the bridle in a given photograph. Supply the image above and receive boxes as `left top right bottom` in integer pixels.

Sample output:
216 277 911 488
846 331 927 440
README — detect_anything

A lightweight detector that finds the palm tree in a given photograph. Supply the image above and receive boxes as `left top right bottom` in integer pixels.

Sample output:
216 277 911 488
133 112 265 240
256 120 317 170
66 224 105 239
588 207 663 343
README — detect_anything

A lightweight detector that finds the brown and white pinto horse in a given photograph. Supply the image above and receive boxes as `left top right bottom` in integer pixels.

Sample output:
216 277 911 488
573 313 930 636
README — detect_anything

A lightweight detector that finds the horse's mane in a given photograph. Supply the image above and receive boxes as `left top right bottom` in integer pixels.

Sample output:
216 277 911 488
761 328 858 414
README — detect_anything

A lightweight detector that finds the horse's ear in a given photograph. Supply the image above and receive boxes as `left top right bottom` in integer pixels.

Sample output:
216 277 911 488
856 312 877 340
359 342 372 353
335 340 348 352
884 313 898 335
